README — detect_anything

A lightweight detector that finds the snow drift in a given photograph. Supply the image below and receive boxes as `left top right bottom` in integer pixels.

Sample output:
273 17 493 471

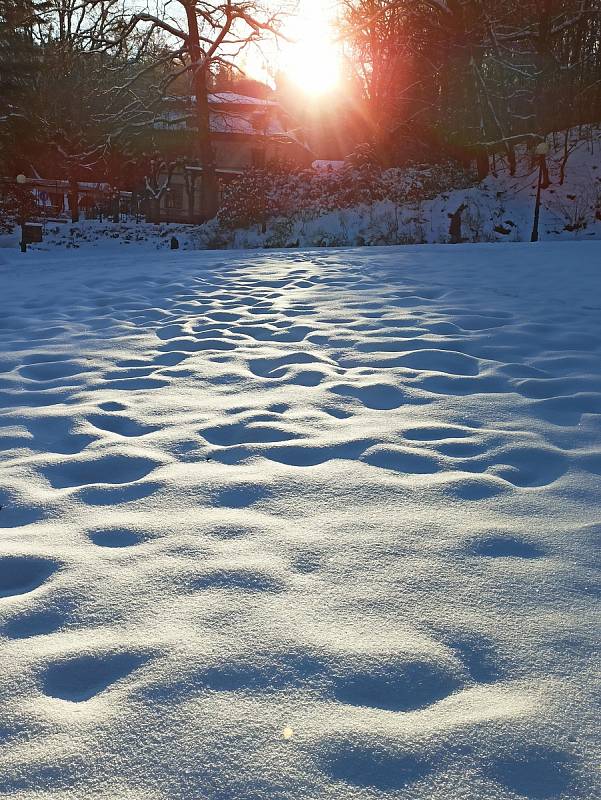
0 241 599 798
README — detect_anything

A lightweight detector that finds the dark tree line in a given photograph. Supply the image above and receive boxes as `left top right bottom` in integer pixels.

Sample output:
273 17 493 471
0 0 284 216
1 0 600 212
1 0 167 191
338 0 601 174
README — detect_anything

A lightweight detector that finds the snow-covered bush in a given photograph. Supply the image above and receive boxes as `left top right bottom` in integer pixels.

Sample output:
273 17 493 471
216 159 475 232
0 186 37 234
265 218 296 248
549 189 595 234
0 206 13 236
216 170 272 230
189 217 231 249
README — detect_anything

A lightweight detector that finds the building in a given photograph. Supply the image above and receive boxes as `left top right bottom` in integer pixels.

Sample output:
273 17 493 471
150 92 312 224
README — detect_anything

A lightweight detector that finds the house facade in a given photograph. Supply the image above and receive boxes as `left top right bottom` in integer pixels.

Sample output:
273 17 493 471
149 92 311 224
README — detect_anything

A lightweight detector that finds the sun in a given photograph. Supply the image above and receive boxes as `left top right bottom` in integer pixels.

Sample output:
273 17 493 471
241 0 340 96
283 7 340 96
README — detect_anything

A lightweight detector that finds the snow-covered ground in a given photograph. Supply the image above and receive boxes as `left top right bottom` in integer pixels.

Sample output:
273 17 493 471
0 242 600 799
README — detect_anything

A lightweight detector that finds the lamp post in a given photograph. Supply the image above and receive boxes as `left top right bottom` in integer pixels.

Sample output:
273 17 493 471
530 141 550 243
16 174 28 252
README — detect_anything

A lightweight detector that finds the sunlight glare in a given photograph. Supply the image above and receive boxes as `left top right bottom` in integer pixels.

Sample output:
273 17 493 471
283 5 340 96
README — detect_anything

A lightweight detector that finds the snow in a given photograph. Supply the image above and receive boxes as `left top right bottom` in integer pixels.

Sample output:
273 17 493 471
153 107 292 137
154 93 299 140
5 127 598 253
223 127 601 248
164 93 278 106
208 92 278 106
209 109 290 137
0 241 600 799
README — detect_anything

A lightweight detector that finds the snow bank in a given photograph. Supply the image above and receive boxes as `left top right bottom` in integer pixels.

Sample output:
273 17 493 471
4 127 598 255
216 127 601 248
0 241 599 798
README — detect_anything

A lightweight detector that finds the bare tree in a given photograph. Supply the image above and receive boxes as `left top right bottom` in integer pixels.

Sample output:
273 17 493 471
337 0 600 178
102 0 288 219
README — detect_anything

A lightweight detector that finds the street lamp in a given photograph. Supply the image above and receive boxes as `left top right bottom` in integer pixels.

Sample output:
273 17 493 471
530 141 550 243
16 174 28 252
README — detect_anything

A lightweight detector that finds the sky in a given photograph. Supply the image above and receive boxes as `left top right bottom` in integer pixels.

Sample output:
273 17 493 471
243 0 341 94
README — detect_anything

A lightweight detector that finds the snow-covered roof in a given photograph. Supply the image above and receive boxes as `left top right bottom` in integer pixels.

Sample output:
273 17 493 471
164 93 278 107
210 110 287 137
208 92 277 107
154 104 307 148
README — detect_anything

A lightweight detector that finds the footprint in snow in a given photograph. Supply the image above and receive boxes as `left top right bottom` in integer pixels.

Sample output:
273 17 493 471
0 556 59 597
87 528 146 548
42 652 148 702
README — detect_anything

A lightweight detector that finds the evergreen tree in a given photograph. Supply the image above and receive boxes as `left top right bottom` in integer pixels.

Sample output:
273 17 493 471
0 0 48 173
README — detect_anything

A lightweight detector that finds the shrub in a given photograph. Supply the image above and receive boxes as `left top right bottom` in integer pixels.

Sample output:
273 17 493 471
0 185 37 234
216 158 475 232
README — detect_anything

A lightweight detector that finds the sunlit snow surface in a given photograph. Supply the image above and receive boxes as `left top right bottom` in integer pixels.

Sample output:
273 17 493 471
0 242 600 799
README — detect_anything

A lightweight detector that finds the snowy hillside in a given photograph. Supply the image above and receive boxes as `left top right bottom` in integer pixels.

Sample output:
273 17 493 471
5 126 598 254
0 241 599 799
218 127 601 249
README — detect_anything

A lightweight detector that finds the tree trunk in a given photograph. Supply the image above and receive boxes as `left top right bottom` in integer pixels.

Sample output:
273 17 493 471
476 149 489 181
68 177 79 223
541 156 550 189
184 173 197 222
148 198 160 223
559 129 570 185
448 203 467 243
507 146 516 176
185 3 218 220
534 0 555 134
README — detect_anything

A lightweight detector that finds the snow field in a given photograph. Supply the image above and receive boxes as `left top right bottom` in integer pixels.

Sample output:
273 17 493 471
0 242 600 799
